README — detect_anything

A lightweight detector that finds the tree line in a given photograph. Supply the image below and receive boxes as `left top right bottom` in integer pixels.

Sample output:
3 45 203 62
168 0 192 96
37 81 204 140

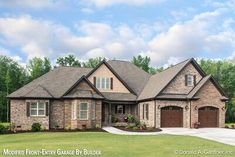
0 54 234 123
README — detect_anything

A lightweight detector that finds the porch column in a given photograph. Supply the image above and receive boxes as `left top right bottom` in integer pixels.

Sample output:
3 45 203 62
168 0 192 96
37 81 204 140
108 103 112 124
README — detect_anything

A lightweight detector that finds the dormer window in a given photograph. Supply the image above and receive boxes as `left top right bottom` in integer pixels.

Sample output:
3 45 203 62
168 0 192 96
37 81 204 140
95 77 113 89
185 75 194 86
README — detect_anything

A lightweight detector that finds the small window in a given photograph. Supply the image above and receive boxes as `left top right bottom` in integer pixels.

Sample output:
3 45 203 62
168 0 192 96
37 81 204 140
115 105 125 114
186 75 194 86
96 77 111 89
143 104 149 120
71 103 77 120
145 104 149 120
101 77 105 89
91 103 96 120
96 77 101 89
30 101 45 116
80 103 88 120
106 78 110 89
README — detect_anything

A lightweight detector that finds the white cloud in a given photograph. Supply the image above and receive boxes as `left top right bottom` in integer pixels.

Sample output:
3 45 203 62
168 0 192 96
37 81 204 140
143 8 235 65
81 8 94 14
83 0 164 8
0 16 147 62
0 45 26 67
0 0 62 9
0 5 235 67
0 46 10 55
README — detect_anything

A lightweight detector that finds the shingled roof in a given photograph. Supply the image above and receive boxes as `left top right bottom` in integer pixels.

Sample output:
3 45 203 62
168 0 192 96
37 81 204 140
138 58 192 100
107 60 151 95
8 58 227 101
7 67 92 98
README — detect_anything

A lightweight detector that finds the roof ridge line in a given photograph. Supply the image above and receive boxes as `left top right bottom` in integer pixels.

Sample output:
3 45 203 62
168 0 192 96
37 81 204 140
187 75 211 98
153 58 192 76
39 84 54 98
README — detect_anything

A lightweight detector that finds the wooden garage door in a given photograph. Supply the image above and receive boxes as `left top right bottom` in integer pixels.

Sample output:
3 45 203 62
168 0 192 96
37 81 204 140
161 106 183 127
199 106 218 127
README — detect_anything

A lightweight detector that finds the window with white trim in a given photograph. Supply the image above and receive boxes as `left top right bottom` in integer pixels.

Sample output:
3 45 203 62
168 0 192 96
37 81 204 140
186 75 194 86
91 103 96 120
71 103 77 120
96 77 111 89
80 103 88 120
30 101 46 116
142 104 149 120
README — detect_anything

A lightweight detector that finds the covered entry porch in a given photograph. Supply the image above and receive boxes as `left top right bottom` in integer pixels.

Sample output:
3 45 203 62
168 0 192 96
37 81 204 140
102 101 138 125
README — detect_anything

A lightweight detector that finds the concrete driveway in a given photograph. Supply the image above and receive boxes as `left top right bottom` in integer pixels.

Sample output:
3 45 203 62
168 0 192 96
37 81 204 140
103 127 235 146
161 128 235 146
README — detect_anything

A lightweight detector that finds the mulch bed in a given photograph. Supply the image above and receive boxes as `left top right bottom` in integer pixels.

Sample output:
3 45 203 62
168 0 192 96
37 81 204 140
0 128 106 135
115 126 162 132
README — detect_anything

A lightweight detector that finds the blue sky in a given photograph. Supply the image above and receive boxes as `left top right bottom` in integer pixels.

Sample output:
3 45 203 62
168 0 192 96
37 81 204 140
0 0 235 66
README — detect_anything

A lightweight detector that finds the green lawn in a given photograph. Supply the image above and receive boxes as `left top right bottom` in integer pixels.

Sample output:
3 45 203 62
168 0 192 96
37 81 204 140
0 132 234 157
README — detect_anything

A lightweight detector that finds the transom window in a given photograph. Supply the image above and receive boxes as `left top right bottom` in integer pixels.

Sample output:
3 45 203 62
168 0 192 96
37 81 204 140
96 77 110 89
80 103 88 120
30 101 46 116
186 75 194 86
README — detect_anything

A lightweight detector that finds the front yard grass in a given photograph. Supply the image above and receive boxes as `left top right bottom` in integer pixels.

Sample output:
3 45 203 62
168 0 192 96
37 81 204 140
0 132 234 157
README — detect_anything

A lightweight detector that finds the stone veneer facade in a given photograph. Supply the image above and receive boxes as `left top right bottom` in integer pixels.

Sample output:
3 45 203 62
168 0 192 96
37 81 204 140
11 99 102 130
10 62 226 130
191 80 225 127
10 99 49 130
139 100 190 128
64 99 102 129
163 63 203 94
138 79 225 128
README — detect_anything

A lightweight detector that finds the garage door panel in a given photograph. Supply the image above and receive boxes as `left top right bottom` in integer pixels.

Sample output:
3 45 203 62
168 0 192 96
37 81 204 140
161 106 183 127
199 106 218 127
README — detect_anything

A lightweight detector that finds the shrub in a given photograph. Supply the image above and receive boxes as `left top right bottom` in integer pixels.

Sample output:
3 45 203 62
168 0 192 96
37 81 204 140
135 119 140 127
31 123 41 132
111 115 118 123
140 123 147 130
132 126 139 130
125 124 133 129
225 125 229 128
0 123 10 133
65 125 71 130
10 123 16 132
95 124 101 129
0 124 6 133
127 115 135 123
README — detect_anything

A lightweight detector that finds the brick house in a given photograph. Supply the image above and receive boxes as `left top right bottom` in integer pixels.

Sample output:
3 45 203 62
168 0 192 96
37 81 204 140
8 58 228 130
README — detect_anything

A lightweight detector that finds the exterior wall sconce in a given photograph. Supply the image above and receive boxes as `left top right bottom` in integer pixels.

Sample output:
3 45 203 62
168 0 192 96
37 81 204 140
185 105 189 111
194 106 198 110
222 106 226 111
158 105 161 109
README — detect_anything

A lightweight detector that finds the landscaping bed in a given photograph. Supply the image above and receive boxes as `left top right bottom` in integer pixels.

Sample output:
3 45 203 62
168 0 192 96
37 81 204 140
225 123 235 129
0 122 105 134
115 126 161 132
112 114 162 132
